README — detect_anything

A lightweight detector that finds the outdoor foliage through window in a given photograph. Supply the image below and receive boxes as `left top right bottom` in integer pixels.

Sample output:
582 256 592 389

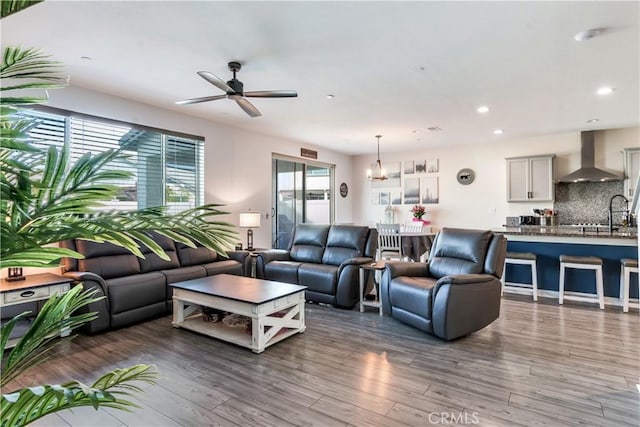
20 109 204 214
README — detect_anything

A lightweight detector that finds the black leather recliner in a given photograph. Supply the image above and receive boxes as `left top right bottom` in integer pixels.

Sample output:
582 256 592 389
60 233 248 333
381 228 506 341
256 224 378 308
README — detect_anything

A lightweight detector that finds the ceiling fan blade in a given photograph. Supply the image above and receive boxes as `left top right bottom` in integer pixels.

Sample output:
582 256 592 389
244 90 298 98
197 71 233 93
236 98 262 117
175 95 227 105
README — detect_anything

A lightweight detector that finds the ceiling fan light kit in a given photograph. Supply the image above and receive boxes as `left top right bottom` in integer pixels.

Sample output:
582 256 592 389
367 135 388 181
176 61 298 117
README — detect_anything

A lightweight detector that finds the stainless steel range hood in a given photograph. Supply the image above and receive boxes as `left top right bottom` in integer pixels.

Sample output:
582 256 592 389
557 131 623 182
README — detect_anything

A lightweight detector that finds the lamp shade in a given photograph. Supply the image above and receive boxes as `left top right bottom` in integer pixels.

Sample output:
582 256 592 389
239 212 261 228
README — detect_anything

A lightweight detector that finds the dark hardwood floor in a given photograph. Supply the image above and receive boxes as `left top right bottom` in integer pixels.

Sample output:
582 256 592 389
8 296 639 427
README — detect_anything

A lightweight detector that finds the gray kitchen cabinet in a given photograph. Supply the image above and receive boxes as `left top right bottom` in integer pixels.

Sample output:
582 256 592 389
506 155 555 202
623 147 640 199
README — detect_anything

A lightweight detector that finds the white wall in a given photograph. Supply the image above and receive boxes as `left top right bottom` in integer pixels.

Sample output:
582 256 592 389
43 86 354 249
352 127 640 230
9 84 638 264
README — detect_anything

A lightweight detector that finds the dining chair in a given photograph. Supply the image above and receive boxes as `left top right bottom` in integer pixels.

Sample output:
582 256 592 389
376 223 403 261
403 222 423 233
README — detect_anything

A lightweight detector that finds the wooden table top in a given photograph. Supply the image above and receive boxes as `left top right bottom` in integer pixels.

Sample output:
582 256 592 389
360 260 388 271
170 274 307 304
0 273 72 293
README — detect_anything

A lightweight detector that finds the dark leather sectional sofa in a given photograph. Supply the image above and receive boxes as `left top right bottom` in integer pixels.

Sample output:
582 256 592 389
61 233 248 333
256 224 378 308
381 228 507 340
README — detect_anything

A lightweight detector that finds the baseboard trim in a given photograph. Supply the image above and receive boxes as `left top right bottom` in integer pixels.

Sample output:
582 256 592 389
503 286 640 308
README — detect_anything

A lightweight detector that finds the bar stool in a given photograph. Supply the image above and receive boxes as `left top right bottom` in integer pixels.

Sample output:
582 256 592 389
501 252 538 301
619 258 639 313
558 255 604 309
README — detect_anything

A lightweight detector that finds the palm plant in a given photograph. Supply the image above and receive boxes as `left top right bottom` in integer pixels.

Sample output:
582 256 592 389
0 40 236 427
0 47 238 268
1 286 157 426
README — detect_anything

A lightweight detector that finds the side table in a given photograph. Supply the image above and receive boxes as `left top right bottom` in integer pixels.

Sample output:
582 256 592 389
1 273 74 348
359 260 387 316
246 248 268 278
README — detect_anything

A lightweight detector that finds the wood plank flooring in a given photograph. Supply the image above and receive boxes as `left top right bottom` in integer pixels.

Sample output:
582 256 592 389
5 295 639 426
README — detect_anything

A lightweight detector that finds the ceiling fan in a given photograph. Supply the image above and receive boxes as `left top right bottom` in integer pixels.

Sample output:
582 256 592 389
176 61 297 117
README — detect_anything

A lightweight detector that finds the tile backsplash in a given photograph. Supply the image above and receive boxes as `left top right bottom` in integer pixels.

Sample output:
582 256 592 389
554 181 625 224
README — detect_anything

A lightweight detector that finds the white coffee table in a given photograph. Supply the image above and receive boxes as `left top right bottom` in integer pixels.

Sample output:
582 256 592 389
171 274 307 353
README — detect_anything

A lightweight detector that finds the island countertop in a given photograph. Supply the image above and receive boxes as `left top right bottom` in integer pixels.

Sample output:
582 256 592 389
494 226 637 246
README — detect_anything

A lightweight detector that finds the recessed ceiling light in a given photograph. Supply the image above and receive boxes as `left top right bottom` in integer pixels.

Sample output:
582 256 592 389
586 118 600 123
597 87 614 96
327 94 334 99
574 28 603 42
477 106 489 113
493 129 504 135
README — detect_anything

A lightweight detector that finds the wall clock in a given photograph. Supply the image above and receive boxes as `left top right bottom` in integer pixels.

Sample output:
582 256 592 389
339 182 349 197
456 168 475 185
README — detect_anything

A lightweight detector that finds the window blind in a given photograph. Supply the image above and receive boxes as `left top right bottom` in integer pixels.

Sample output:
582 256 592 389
19 108 204 213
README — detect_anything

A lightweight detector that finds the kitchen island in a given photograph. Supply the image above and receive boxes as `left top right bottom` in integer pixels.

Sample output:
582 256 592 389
496 226 638 304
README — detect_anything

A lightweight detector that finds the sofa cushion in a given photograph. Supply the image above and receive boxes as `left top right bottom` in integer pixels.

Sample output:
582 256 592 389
137 232 181 273
289 224 330 263
106 272 167 314
265 260 304 284
141 232 177 252
298 263 339 294
78 254 141 280
176 243 218 267
322 225 368 266
139 251 181 273
389 276 437 320
203 260 243 276
428 228 492 279
75 240 132 258
162 265 207 285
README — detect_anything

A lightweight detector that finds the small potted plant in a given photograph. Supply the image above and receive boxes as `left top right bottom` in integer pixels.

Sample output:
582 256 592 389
410 205 428 223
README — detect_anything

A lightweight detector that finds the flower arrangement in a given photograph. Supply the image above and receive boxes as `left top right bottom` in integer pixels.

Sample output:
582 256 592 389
410 205 427 219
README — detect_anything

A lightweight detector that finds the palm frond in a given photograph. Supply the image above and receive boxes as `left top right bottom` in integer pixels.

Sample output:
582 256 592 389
1 47 64 84
1 1 44 19
0 286 102 387
0 364 157 426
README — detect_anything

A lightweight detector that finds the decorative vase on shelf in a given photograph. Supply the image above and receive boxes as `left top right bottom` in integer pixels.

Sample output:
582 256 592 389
384 205 395 224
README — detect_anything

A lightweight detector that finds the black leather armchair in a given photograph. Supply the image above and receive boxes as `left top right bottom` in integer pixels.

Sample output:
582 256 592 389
381 228 506 341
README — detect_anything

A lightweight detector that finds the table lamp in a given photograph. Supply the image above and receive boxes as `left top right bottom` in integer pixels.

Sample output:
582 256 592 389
239 212 261 251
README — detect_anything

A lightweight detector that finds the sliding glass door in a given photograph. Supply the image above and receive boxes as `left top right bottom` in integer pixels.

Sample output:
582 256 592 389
272 156 334 249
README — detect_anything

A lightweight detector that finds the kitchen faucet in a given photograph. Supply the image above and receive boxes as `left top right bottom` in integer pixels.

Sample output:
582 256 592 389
608 194 629 233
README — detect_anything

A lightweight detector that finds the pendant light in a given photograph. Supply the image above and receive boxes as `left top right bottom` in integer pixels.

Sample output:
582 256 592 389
367 135 388 181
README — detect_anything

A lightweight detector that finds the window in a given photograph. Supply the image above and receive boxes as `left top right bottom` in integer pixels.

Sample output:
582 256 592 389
20 108 204 213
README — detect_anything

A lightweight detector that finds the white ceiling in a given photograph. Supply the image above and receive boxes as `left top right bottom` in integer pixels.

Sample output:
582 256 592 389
2 1 639 155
